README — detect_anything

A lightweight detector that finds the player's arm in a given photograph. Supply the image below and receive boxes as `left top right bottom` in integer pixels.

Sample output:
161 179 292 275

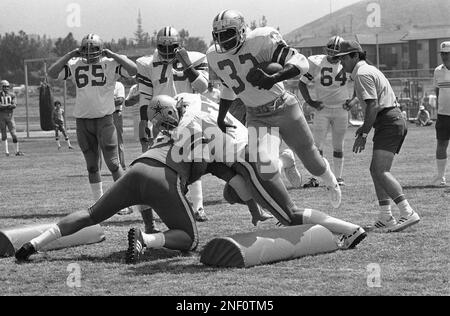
48 49 80 79
125 85 139 107
103 49 137 77
217 98 237 133
435 87 439 111
176 50 209 93
8 94 17 110
298 78 323 110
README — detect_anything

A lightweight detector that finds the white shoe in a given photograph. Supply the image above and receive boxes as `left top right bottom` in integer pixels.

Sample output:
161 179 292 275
389 211 420 232
431 176 446 187
364 216 397 232
280 149 302 188
338 227 367 250
322 158 342 209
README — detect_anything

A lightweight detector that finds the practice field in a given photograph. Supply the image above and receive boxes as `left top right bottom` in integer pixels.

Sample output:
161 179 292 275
0 124 448 296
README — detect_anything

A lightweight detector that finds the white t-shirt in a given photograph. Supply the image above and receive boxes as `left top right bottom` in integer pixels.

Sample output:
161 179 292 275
434 64 450 116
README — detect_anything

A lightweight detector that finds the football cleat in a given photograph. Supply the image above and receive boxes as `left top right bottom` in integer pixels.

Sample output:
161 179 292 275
194 207 208 222
338 227 367 250
5 152 10 157
125 228 146 264
303 177 319 188
68 146 74 150
15 151 24 156
389 211 420 232
364 216 397 232
15 242 37 262
431 176 446 187
336 177 345 186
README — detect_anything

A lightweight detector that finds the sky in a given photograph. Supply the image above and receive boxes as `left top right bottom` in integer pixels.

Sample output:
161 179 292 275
0 0 362 42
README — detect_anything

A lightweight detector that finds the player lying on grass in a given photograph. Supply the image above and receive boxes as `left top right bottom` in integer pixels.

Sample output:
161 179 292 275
16 94 366 263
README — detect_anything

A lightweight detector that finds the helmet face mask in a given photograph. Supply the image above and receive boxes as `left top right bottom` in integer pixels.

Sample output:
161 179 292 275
80 34 103 64
212 10 246 54
157 27 181 61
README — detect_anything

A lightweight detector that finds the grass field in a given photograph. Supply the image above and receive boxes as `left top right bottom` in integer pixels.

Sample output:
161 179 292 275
0 123 448 296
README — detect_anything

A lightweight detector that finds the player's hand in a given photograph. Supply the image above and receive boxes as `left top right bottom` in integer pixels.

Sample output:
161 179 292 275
217 119 236 134
353 135 366 154
307 100 324 111
174 47 193 70
246 68 276 90
343 99 353 111
102 49 115 58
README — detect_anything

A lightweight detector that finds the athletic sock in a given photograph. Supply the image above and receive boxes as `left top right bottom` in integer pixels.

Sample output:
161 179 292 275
30 224 62 251
394 195 414 217
302 208 359 235
333 156 344 179
378 200 393 220
189 180 204 211
90 182 103 201
437 158 447 178
142 232 165 249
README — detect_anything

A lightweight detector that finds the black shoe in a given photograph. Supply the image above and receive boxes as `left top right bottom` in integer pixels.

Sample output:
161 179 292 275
193 208 208 222
125 228 146 264
15 151 24 156
15 242 37 262
303 177 319 188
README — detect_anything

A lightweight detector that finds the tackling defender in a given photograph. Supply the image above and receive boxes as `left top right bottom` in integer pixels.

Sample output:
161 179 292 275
137 26 209 226
48 34 137 206
207 10 342 209
16 94 366 264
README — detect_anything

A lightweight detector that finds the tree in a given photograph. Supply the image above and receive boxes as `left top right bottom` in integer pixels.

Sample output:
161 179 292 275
250 16 269 30
134 10 150 48
178 29 208 54
53 33 78 57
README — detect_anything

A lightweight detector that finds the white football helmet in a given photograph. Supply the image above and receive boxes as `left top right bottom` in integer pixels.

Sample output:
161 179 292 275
1 80 10 92
147 95 185 133
80 34 104 64
326 35 344 57
157 26 181 61
212 10 247 54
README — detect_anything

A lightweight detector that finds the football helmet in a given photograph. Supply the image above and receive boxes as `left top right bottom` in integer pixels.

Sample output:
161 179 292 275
156 26 181 61
326 35 344 57
212 10 247 54
147 95 185 133
80 34 104 64
1 80 10 92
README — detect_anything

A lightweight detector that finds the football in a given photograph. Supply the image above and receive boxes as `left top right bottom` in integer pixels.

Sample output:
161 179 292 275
258 61 283 74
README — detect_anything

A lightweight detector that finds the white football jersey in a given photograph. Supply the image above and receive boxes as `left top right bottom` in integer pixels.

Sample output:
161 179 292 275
300 55 353 108
59 57 130 118
173 93 248 166
207 27 309 107
136 50 209 106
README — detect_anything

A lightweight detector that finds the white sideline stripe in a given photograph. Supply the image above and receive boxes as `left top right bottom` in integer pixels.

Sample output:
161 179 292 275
177 176 198 250
240 161 291 223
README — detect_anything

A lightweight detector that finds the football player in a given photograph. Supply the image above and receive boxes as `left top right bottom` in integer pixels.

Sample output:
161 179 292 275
0 80 24 156
52 100 73 150
136 26 209 227
207 10 341 208
15 94 366 264
299 36 358 187
47 34 137 207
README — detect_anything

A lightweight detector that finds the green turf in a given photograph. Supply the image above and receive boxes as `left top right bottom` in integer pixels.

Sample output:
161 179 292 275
0 124 448 296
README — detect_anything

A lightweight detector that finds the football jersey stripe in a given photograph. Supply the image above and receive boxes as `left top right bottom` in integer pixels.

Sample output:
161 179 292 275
271 44 286 63
278 47 291 65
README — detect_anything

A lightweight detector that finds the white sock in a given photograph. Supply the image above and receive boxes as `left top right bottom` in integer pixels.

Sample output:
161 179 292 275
229 175 252 202
333 157 344 179
189 180 203 211
30 224 62 251
397 200 414 217
15 142 20 153
378 200 393 219
90 182 103 201
66 139 72 147
437 158 447 178
319 158 337 187
142 232 165 249
4 139 9 154
302 208 359 235
56 140 61 147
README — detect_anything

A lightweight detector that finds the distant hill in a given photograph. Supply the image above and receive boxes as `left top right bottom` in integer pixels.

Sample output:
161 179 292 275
285 0 450 44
